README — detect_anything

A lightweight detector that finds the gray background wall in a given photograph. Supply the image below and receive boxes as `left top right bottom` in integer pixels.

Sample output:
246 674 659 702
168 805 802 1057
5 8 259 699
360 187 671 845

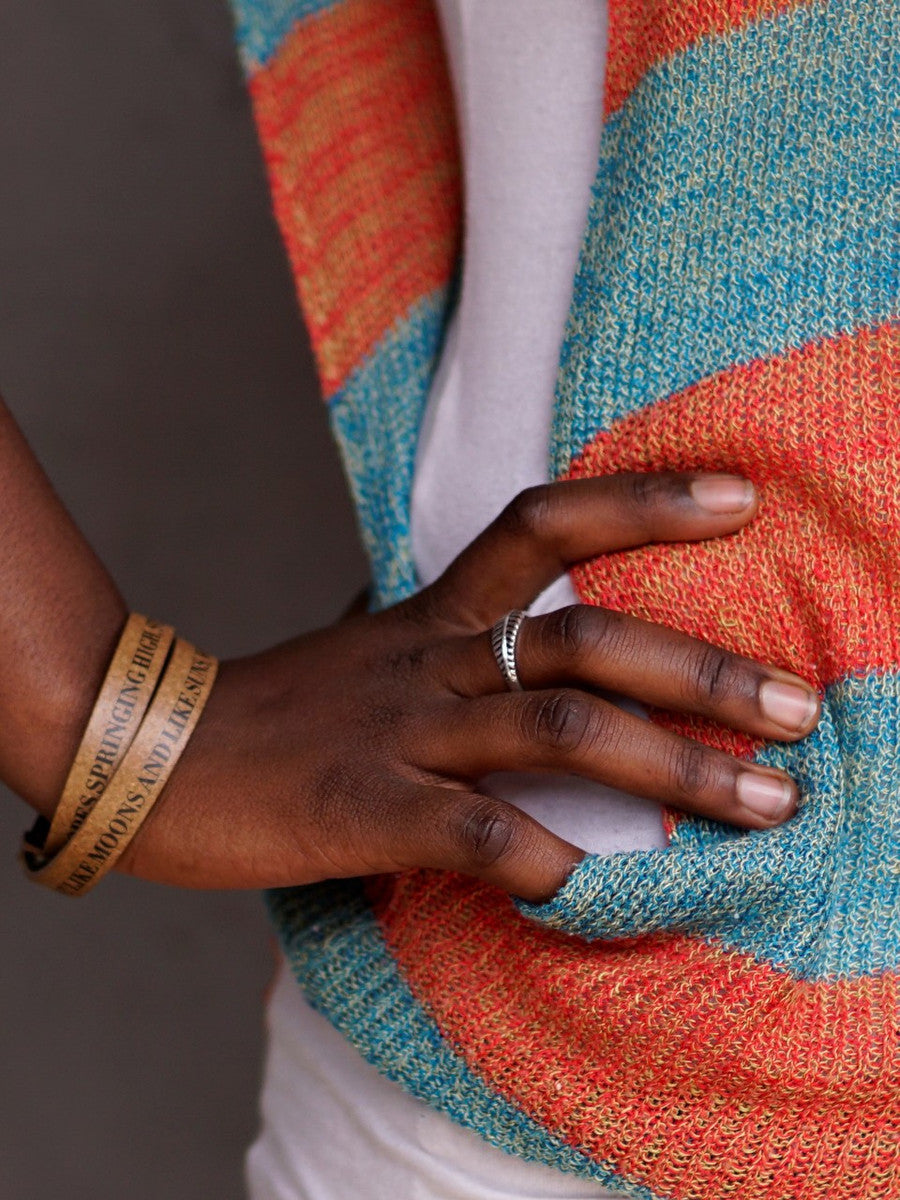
0 3 367 1197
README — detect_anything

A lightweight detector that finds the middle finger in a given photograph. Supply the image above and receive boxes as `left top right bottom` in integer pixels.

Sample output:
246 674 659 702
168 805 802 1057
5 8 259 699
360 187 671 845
444 605 820 743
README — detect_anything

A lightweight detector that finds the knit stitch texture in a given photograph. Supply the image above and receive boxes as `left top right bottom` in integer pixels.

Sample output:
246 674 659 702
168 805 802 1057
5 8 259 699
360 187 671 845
229 1 900 1196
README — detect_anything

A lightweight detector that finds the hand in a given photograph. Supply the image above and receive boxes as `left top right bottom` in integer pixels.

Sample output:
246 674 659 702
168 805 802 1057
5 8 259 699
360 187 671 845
120 472 821 903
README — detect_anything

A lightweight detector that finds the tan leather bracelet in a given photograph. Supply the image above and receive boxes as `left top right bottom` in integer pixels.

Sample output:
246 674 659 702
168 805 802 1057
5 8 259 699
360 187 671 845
22 638 218 896
42 613 175 856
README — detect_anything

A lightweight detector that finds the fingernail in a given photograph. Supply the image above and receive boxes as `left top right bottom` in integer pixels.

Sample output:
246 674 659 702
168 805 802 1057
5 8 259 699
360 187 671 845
759 680 818 733
689 475 755 514
736 771 794 819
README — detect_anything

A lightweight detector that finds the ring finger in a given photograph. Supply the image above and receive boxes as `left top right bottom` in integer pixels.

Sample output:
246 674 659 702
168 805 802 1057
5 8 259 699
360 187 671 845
445 605 820 744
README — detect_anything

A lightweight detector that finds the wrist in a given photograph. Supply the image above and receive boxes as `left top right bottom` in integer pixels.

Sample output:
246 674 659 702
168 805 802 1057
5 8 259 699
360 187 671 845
22 629 217 895
0 595 128 816
114 655 237 887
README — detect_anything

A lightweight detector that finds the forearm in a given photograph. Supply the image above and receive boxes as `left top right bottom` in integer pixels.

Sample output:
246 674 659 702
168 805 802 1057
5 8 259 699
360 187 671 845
0 397 126 815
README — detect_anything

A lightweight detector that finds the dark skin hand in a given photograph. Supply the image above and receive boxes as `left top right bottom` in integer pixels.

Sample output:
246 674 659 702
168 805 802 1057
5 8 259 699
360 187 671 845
0 400 819 904
113 470 821 904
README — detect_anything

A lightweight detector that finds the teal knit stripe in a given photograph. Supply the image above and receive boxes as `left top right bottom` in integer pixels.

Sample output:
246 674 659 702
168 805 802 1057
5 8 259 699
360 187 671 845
327 283 456 608
227 0 338 72
267 879 661 1198
519 670 900 982
552 0 899 475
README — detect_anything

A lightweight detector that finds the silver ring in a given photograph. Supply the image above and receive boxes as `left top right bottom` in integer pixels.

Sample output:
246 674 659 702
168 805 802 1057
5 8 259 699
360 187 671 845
490 609 527 691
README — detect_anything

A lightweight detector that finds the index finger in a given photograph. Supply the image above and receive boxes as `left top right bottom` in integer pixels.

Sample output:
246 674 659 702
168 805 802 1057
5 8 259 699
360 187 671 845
424 472 758 630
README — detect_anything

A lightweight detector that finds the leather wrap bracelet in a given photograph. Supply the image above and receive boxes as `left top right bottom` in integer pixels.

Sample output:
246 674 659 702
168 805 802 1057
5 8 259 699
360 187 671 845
20 615 217 896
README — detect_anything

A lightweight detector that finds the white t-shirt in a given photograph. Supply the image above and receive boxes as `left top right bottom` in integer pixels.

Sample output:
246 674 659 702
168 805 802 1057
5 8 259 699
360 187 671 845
247 4 664 1196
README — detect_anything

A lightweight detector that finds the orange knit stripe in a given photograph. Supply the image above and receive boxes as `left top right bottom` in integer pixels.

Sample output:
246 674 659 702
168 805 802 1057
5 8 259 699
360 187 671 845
248 0 461 397
605 0 817 114
372 869 900 1200
566 324 900 696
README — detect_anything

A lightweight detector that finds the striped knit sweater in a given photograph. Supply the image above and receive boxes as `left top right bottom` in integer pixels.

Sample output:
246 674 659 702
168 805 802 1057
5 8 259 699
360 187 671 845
228 2 899 1197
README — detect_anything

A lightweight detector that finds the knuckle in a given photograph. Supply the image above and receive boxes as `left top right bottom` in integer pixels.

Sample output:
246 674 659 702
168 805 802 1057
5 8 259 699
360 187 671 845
544 605 590 661
667 740 716 801
583 606 628 658
625 470 661 510
687 644 739 706
382 641 433 683
621 472 673 529
395 586 446 631
349 701 419 761
540 605 628 669
527 690 596 755
498 485 555 542
455 798 519 869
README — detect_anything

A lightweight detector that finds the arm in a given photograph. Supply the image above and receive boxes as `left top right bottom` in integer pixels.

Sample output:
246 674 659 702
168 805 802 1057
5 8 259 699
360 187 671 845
0 394 820 903
0 401 126 814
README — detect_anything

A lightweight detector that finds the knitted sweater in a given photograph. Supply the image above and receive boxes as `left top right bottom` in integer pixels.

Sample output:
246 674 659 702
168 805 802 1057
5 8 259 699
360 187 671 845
228 2 899 1197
